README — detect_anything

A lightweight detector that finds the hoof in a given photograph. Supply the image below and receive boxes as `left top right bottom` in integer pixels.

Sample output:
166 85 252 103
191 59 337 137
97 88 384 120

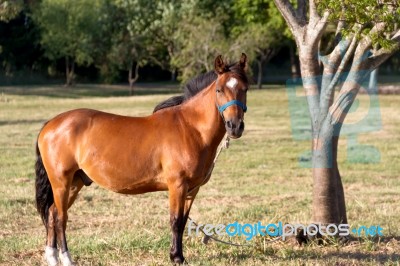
339 235 351 245
295 228 309 246
59 250 75 266
170 253 185 264
44 246 58 266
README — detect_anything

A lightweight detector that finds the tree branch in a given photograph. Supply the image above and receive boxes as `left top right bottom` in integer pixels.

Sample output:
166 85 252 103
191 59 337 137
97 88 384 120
326 23 398 125
354 22 386 62
333 2 347 45
319 34 358 123
274 0 304 40
319 38 352 107
365 29 400 69
309 0 320 21
330 35 358 87
334 21 346 44
321 37 352 73
308 11 330 45
148 55 166 69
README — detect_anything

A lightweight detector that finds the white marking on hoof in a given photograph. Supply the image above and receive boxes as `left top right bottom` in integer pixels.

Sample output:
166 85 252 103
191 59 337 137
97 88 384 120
226 77 238 89
59 250 75 266
44 246 58 266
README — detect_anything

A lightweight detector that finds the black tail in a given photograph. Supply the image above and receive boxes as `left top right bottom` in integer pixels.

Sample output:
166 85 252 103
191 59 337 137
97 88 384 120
35 142 53 226
153 95 185 113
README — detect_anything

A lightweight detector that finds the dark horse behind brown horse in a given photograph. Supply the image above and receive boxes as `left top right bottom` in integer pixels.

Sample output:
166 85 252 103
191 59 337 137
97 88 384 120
35 54 249 265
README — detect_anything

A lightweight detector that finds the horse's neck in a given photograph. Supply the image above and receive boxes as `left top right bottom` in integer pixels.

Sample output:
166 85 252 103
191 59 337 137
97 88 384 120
180 82 226 147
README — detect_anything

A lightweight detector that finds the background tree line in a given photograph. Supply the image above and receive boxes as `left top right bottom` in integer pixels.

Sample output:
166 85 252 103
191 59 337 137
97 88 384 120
1 0 400 91
0 0 292 91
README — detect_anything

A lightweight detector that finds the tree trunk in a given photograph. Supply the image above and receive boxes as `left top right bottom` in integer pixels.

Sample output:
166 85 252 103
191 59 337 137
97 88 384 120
256 60 263 90
128 61 140 96
129 80 134 95
171 68 177 82
65 57 75 87
289 43 300 81
299 48 349 226
311 125 347 224
369 68 378 91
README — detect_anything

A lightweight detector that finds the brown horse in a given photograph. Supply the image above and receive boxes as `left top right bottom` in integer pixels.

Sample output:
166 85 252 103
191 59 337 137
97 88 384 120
35 54 249 265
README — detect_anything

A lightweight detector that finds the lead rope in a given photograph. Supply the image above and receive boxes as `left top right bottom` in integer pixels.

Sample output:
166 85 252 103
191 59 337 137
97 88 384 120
187 134 253 247
187 134 230 195
187 135 281 247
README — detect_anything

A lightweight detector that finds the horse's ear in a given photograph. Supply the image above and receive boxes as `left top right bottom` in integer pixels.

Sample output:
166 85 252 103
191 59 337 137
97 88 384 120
239 53 247 70
214 55 226 74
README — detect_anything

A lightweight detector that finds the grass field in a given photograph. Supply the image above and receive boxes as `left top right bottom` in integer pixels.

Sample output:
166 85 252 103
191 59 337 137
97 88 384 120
0 84 399 265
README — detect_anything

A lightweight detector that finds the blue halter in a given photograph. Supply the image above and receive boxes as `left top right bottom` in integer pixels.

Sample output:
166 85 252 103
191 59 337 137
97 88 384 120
218 100 247 113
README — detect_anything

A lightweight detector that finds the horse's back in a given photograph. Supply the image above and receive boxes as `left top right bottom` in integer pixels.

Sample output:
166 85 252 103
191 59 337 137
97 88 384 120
38 108 134 171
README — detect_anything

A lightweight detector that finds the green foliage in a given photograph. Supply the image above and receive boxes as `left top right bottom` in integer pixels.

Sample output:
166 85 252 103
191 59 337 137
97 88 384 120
32 0 106 65
2 0 292 84
317 0 400 50
163 0 291 83
106 0 178 80
0 0 23 22
231 0 288 58
172 15 228 83
232 0 290 37
230 0 289 82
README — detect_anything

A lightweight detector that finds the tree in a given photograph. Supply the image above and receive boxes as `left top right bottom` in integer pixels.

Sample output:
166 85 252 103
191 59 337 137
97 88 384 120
274 0 400 227
147 1 183 82
108 30 149 95
109 0 170 94
32 0 105 86
155 0 236 84
233 23 282 89
172 15 229 83
232 0 287 89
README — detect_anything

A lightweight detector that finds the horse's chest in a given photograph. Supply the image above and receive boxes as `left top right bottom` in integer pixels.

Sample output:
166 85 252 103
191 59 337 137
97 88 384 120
183 149 215 178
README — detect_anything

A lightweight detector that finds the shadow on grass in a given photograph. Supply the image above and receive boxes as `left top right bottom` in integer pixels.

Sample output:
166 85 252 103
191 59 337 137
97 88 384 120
327 251 399 263
203 236 400 264
0 83 181 99
0 119 46 126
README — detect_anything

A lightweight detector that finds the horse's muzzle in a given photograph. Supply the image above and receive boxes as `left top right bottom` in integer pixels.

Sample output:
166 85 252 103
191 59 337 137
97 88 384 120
225 118 244 138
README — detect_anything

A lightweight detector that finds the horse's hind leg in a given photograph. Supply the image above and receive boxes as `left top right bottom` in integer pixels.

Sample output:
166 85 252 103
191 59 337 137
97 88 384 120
168 182 188 264
46 174 83 266
48 170 84 266
67 174 84 209
45 204 58 266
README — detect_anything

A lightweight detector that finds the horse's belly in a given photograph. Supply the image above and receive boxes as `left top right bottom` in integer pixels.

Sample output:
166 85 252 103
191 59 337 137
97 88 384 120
80 159 168 194
108 180 169 194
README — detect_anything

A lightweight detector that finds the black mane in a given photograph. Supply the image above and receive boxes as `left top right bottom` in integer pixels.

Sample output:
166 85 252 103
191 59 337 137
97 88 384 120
153 62 248 113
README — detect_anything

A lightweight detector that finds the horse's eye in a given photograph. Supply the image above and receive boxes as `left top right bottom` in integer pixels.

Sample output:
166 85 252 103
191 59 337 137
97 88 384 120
216 88 221 93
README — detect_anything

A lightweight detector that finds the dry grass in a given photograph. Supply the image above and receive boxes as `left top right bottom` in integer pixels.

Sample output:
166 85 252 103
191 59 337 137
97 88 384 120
0 85 399 265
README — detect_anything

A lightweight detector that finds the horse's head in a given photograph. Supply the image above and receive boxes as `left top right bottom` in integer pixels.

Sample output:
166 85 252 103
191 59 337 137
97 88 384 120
214 53 248 139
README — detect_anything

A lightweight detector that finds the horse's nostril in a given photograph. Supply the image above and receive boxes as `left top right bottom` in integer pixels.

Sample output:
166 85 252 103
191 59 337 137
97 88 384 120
226 121 232 129
239 121 244 130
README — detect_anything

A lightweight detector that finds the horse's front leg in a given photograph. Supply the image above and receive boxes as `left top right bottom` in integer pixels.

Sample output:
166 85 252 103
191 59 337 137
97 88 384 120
183 187 199 228
168 181 188 264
